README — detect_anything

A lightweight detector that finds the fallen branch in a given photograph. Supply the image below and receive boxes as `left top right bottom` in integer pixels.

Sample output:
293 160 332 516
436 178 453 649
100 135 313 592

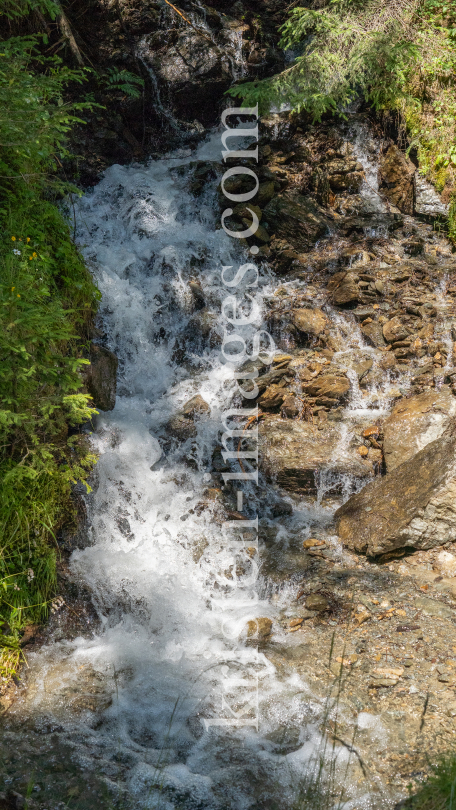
162 0 213 42
55 2 84 65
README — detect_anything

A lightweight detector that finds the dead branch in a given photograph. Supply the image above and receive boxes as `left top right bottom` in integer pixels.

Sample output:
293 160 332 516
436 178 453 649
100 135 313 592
55 2 84 65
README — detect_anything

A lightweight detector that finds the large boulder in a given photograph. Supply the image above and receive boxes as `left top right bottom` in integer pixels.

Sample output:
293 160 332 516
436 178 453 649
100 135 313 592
379 144 415 214
147 30 232 125
335 428 456 556
383 389 456 472
259 417 373 496
166 395 210 442
86 345 118 411
263 191 331 252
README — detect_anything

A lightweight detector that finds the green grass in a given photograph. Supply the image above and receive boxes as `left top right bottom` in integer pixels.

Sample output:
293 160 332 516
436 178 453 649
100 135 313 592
400 755 456 809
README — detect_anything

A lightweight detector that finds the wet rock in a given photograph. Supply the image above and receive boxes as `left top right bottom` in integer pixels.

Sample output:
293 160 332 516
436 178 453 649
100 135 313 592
302 374 350 401
259 416 372 496
353 357 373 380
258 384 286 410
149 30 232 125
327 271 359 306
335 430 456 555
379 144 415 214
85 344 118 411
263 191 331 253
292 307 328 338
281 393 300 418
414 175 449 217
305 594 329 612
246 617 272 639
383 389 456 471
166 395 209 441
256 181 276 207
181 394 210 418
361 321 386 347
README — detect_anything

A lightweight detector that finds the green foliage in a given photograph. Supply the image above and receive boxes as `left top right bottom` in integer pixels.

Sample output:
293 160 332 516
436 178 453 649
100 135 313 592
0 0 59 20
0 36 92 197
228 0 422 120
101 67 144 99
0 9 100 677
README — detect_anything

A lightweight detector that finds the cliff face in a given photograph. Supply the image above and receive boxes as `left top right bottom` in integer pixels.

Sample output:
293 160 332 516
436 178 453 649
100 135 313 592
22 0 284 183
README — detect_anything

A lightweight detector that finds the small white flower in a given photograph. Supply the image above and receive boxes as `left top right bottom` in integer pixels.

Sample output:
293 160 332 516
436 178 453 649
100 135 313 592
13 249 21 255
27 568 34 582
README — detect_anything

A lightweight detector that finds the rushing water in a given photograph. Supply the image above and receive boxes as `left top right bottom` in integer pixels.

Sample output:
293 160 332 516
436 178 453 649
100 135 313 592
5 126 443 809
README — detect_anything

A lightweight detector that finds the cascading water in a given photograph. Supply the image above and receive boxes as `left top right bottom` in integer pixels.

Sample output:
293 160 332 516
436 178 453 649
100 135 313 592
7 121 454 810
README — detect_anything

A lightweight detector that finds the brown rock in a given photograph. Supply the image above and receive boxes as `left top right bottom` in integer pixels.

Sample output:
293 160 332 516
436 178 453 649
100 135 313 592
263 191 331 253
259 384 286 409
383 316 410 344
167 395 210 441
302 374 350 400
259 417 372 496
281 393 300 418
292 308 328 337
19 624 40 647
379 352 396 370
383 389 456 471
379 144 415 214
328 271 359 306
85 344 118 411
329 171 364 192
335 429 456 555
303 538 325 548
246 617 272 639
181 394 210 417
361 321 386 348
256 181 276 207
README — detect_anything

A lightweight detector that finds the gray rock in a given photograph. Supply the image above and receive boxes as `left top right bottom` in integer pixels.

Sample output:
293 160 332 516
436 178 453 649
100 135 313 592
414 175 449 217
335 428 456 555
86 344 118 411
413 596 454 620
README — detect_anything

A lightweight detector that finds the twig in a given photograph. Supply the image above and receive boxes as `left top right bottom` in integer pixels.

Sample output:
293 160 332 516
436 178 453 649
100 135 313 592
162 0 214 42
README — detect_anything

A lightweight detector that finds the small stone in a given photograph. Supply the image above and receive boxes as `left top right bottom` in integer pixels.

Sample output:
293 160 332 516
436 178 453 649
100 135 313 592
305 594 329 612
362 425 380 438
246 617 272 639
303 538 326 549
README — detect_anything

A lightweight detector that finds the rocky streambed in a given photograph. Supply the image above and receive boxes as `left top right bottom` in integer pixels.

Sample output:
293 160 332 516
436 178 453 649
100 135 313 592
2 6 456 809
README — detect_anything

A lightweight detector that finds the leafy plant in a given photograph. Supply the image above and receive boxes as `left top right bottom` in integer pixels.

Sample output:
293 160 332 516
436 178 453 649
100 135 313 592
101 67 144 99
0 10 100 681
0 0 60 20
